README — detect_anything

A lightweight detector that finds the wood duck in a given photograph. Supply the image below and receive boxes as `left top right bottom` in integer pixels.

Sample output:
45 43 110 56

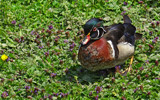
78 15 142 73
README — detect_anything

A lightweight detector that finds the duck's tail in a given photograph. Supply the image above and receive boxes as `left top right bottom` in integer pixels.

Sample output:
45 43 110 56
123 15 132 24
123 15 142 44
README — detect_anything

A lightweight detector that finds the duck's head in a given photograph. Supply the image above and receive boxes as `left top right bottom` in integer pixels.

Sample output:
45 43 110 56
82 18 106 45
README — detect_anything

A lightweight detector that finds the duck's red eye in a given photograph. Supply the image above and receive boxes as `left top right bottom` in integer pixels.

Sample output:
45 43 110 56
93 27 97 31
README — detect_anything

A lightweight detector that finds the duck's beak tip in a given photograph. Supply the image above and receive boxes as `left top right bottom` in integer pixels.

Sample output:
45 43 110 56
81 35 90 45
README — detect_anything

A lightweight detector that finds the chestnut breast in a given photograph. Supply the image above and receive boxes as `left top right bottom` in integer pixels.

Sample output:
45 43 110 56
78 38 114 70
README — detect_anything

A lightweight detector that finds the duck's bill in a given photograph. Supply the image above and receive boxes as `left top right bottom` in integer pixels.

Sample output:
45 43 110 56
81 35 90 45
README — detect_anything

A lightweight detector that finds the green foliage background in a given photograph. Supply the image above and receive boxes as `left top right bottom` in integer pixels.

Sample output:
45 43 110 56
0 0 160 99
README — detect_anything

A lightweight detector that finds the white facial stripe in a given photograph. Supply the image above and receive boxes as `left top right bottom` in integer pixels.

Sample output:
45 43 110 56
107 40 115 58
96 29 100 38
99 27 106 32
91 28 104 40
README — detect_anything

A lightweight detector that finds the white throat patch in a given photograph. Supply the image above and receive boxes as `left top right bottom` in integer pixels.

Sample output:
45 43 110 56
107 40 115 58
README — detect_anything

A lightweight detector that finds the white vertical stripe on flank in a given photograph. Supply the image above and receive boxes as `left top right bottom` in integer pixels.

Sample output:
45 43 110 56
107 40 115 58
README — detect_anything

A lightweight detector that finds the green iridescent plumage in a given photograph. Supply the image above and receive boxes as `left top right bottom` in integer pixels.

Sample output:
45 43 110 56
83 18 103 35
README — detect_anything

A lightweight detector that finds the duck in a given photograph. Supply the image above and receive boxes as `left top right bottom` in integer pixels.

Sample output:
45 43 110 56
78 15 142 74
